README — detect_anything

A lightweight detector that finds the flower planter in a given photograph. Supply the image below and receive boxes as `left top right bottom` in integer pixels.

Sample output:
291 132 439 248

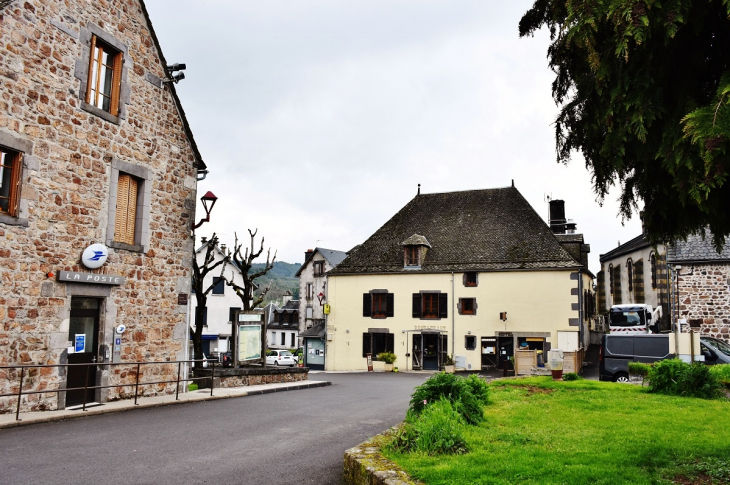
444 364 455 374
384 363 394 372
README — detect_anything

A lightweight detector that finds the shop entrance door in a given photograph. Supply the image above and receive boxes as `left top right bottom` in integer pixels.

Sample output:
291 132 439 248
481 337 498 368
304 338 325 370
66 297 100 407
497 336 514 369
422 333 440 370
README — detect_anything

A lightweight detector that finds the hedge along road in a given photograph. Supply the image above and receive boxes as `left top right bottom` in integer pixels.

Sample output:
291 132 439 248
0 372 429 485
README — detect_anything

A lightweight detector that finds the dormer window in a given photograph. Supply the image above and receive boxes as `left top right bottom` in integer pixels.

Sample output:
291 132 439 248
401 234 431 270
405 246 420 266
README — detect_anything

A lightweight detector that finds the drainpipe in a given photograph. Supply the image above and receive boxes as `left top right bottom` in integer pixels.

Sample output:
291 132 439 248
578 269 584 349
451 272 455 357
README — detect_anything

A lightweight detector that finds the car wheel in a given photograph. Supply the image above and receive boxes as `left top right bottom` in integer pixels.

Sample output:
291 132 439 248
613 373 630 383
275 361 279 366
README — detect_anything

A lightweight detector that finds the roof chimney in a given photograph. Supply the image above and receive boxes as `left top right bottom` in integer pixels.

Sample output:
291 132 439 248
220 244 226 254
549 199 566 234
304 249 314 263
201 236 208 244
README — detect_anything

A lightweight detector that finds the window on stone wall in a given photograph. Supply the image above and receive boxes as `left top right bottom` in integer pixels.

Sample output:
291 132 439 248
650 253 657 289
212 277 225 295
627 259 633 292
0 146 22 217
313 261 325 276
114 173 139 245
86 35 123 116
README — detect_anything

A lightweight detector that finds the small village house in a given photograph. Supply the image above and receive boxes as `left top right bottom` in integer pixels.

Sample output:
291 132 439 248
324 186 595 372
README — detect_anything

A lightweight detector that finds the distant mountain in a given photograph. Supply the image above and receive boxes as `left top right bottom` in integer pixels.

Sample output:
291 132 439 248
249 261 301 305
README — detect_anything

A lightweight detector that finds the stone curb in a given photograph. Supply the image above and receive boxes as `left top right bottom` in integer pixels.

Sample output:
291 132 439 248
0 381 331 430
343 426 422 485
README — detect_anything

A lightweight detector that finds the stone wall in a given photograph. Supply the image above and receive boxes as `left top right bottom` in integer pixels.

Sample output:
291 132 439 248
677 263 730 341
195 367 309 389
0 0 200 412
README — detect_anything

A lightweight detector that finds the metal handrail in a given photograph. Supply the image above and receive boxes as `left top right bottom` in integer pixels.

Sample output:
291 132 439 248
0 359 217 422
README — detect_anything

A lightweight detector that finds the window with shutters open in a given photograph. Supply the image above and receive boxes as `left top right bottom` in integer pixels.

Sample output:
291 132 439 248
362 292 394 319
114 173 138 245
0 146 22 218
86 35 123 116
412 292 447 319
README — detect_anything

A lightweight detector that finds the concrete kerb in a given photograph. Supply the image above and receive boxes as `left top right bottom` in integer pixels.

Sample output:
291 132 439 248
0 380 331 430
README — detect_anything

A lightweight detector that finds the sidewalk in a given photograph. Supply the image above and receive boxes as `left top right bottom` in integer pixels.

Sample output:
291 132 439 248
0 379 331 430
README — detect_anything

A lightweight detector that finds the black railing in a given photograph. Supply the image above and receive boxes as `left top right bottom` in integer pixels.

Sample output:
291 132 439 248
0 359 218 422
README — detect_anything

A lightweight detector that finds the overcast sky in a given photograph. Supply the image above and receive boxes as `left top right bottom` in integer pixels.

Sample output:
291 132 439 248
145 0 643 273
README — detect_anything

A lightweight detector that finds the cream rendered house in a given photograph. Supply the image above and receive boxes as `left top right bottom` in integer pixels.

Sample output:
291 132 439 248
325 186 595 372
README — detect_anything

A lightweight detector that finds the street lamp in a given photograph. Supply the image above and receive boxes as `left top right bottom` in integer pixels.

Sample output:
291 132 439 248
192 191 218 230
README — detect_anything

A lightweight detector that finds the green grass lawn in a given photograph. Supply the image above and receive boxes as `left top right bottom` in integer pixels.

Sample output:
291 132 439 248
385 377 730 485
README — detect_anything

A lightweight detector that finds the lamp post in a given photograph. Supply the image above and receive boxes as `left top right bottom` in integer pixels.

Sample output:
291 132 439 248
192 191 218 231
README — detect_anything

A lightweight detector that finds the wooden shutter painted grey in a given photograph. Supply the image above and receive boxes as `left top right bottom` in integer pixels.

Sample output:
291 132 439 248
412 294 422 318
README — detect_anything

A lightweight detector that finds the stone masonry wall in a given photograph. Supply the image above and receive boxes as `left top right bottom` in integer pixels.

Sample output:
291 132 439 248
677 263 730 341
0 0 199 412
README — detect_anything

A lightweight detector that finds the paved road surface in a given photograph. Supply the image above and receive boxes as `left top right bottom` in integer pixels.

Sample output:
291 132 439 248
0 372 429 485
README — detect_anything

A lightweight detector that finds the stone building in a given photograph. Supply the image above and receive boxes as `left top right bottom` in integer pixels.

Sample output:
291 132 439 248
0 0 206 412
597 234 670 331
667 233 730 341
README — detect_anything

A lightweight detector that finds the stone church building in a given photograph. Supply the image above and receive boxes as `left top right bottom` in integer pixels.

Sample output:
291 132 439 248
0 0 207 411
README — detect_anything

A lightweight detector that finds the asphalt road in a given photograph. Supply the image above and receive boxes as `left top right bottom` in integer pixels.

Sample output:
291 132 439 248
0 372 430 485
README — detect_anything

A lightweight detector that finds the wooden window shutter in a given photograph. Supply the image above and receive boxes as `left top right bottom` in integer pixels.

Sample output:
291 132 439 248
412 294 422 318
438 293 448 319
114 174 138 245
386 333 394 353
457 299 462 315
362 333 371 357
10 152 22 217
110 51 123 116
85 35 97 104
462 273 467 286
386 293 394 317
473 299 478 316
362 294 372 317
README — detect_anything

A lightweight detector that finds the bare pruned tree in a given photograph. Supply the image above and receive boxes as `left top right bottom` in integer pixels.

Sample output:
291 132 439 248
191 233 230 367
225 229 277 311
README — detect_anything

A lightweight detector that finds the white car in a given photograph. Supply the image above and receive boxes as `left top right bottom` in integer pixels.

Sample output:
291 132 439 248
266 350 297 367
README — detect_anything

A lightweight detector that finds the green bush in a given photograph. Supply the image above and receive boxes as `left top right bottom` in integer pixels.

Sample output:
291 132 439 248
188 383 198 391
376 351 397 364
647 359 723 399
409 372 488 425
387 398 468 455
628 362 652 377
562 372 583 381
709 364 730 386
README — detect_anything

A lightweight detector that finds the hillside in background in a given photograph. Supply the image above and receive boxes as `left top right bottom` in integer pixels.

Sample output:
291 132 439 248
250 261 301 306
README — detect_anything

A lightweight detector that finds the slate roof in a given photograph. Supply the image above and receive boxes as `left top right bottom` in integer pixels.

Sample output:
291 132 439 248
329 187 582 275
300 322 326 338
294 247 348 276
599 234 653 262
667 232 730 263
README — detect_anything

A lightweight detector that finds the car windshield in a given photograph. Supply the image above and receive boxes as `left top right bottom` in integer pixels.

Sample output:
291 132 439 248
280 350 292 356
609 310 645 327
702 337 730 356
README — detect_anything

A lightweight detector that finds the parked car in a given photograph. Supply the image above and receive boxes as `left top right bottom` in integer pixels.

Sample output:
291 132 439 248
266 349 297 367
700 336 730 365
599 334 674 382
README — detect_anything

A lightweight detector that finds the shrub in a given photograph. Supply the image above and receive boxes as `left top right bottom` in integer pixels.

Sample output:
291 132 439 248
376 351 397 364
409 372 488 425
188 383 198 391
562 372 583 381
628 362 651 377
387 398 468 455
647 359 723 399
709 364 730 387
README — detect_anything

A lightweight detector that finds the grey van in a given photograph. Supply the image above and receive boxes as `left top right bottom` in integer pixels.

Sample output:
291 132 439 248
700 336 730 365
599 334 675 382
